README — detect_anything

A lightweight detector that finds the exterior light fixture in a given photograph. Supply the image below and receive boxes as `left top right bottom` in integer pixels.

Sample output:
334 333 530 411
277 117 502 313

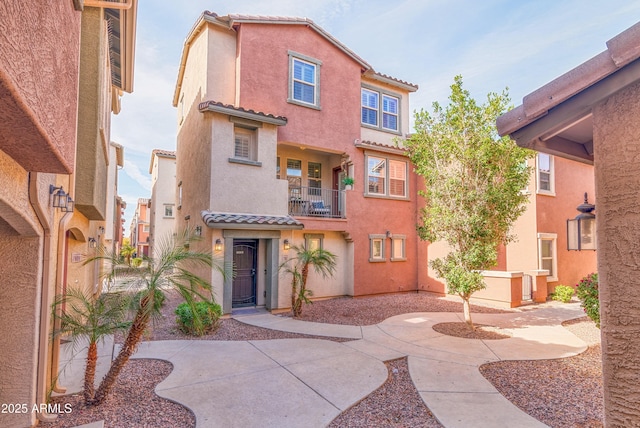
88 237 97 248
283 239 290 251
98 226 105 235
195 226 202 237
214 239 223 252
567 192 596 251
49 185 68 210
61 195 74 213
386 230 392 238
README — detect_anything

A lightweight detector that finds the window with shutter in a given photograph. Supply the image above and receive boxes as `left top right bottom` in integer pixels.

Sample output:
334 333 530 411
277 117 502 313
389 160 406 197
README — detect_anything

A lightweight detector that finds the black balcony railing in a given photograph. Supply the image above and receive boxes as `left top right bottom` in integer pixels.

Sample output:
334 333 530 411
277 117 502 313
288 186 346 218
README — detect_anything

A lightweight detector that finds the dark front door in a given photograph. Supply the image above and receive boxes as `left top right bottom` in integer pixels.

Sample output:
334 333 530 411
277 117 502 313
232 240 258 307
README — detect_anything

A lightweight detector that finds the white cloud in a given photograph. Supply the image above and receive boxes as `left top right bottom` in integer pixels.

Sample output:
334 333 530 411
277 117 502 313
123 160 152 192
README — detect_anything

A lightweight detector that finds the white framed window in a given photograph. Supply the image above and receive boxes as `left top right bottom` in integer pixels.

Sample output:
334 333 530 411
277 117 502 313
538 233 558 281
276 156 281 179
369 234 386 262
361 86 401 133
361 89 379 126
288 52 321 108
233 126 257 161
308 162 322 196
366 154 408 199
382 95 399 131
391 235 406 261
164 204 174 218
143 224 149 233
536 153 555 195
305 233 324 251
177 181 182 210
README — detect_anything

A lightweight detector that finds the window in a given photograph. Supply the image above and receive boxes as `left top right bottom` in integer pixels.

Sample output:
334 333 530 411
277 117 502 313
287 159 302 192
276 157 281 179
288 52 321 108
164 204 174 218
177 181 182 210
369 234 386 262
537 153 555 195
308 162 322 195
361 89 378 126
305 233 324 251
143 225 149 233
361 87 400 133
391 235 406 261
382 95 398 131
538 233 558 281
366 155 408 198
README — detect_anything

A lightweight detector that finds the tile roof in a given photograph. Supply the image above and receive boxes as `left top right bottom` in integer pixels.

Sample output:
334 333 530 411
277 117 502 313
366 71 419 91
201 211 304 230
152 148 176 158
354 139 408 155
198 100 287 125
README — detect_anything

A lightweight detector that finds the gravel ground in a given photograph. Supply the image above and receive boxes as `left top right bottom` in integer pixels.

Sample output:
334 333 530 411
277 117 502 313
480 317 603 428
45 290 603 427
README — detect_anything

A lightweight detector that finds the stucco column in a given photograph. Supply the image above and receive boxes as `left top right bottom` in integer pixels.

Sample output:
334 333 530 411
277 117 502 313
593 81 640 425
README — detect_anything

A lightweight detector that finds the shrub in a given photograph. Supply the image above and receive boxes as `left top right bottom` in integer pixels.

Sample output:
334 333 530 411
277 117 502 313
576 273 599 328
551 285 574 303
175 301 222 336
131 257 143 267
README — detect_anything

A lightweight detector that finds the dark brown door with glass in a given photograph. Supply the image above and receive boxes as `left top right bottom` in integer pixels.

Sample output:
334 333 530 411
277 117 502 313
232 240 258 307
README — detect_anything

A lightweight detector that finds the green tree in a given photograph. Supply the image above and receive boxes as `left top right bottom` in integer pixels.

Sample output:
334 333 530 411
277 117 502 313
119 240 135 266
84 230 224 404
280 244 337 317
405 76 532 328
52 289 130 404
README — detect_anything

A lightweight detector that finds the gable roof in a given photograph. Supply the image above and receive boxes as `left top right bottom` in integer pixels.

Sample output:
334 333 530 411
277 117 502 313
497 21 640 164
148 148 176 174
173 11 417 106
198 100 288 125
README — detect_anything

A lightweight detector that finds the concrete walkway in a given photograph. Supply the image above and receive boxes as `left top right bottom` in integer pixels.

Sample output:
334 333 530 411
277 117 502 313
58 301 588 428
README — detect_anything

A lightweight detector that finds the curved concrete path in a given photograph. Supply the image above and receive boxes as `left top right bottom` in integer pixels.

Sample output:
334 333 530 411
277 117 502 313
234 301 587 427
57 301 587 428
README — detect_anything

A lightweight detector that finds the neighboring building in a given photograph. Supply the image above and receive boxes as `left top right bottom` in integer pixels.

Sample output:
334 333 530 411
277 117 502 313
497 20 640 425
130 198 150 257
0 1 137 426
149 149 176 258
104 142 125 258
173 12 425 314
115 195 127 254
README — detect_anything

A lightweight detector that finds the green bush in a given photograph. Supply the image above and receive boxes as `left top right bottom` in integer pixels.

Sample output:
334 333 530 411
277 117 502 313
131 257 143 267
576 273 599 328
551 285 574 303
175 301 222 336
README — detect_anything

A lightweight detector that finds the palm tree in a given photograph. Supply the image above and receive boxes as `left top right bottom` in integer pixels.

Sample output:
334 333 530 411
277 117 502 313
52 289 130 404
280 244 337 317
86 230 224 404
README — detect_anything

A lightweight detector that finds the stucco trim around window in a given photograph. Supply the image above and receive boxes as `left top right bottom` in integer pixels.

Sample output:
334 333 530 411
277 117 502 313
536 153 555 196
369 234 386 262
364 152 409 200
537 232 558 282
390 234 407 261
288 51 322 110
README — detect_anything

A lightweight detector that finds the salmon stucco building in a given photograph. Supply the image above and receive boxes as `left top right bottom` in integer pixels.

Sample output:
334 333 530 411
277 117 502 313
173 12 431 314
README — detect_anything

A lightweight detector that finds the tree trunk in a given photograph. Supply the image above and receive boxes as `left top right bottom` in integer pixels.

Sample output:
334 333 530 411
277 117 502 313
83 342 97 404
462 295 474 330
90 297 151 405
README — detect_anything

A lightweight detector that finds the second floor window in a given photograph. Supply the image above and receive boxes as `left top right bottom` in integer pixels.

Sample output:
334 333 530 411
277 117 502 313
234 127 256 161
366 155 408 198
164 204 174 218
308 162 322 195
537 153 555 195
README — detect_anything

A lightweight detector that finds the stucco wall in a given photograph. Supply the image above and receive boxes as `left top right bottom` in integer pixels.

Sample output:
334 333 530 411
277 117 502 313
536 156 596 288
506 162 538 272
150 155 176 259
593 80 640 426
0 1 81 173
209 113 288 215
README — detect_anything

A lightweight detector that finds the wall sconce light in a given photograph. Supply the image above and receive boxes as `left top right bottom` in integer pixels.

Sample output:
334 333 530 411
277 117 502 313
195 226 202 237
283 239 290 251
567 192 597 251
98 226 105 235
88 237 97 248
386 231 392 238
61 195 74 213
214 239 223 252
50 185 68 210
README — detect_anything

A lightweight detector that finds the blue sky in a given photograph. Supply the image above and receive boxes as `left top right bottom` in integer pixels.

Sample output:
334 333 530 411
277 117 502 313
112 0 640 227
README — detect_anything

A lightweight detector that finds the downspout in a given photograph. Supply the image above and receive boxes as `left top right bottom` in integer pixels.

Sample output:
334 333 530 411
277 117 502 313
28 173 57 423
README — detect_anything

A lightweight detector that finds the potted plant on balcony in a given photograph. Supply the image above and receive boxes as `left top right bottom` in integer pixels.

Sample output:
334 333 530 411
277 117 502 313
341 176 354 190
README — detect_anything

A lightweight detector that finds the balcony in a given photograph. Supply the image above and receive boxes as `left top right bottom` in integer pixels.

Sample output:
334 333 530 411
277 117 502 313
288 186 346 219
